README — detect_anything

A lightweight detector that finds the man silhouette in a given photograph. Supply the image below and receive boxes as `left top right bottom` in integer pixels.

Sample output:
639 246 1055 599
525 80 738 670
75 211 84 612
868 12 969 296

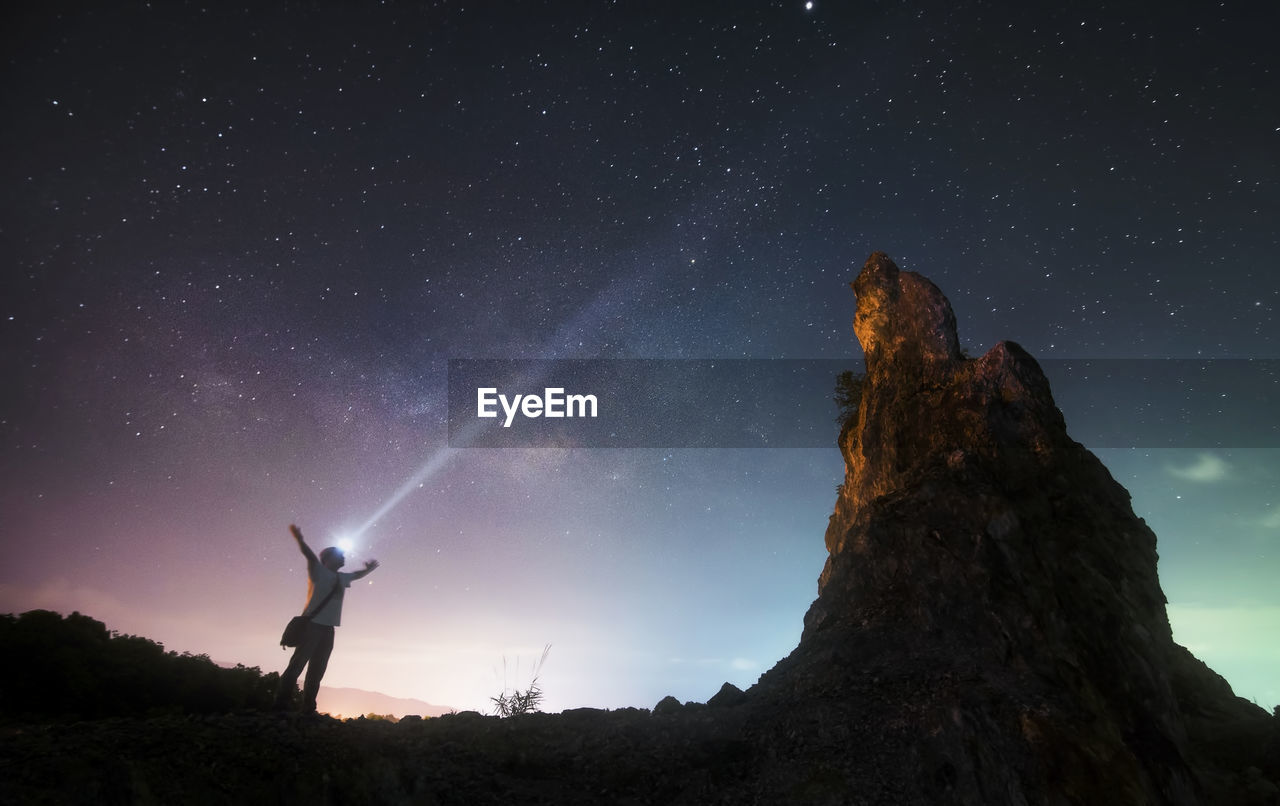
274 523 379 713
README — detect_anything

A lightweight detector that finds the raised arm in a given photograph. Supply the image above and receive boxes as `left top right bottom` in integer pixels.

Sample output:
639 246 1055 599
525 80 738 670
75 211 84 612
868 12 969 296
349 559 380 581
289 523 319 565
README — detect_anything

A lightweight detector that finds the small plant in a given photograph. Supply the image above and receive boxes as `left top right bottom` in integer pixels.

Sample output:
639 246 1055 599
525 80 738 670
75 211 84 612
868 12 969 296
834 369 866 431
491 644 551 717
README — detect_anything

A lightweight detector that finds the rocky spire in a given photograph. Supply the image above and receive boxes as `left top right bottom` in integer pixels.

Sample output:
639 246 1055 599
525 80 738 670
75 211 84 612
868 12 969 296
750 252 1273 804
852 250 961 371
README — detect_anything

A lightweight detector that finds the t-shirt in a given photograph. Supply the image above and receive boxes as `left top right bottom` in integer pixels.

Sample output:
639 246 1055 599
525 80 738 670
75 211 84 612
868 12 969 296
303 562 357 627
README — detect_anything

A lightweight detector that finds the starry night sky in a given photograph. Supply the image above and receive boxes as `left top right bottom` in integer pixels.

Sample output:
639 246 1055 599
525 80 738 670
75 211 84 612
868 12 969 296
2 1 1277 713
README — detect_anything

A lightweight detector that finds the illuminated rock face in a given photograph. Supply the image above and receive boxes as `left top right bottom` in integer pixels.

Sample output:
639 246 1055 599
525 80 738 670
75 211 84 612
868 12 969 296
851 250 961 371
752 252 1262 804
823 252 1071 562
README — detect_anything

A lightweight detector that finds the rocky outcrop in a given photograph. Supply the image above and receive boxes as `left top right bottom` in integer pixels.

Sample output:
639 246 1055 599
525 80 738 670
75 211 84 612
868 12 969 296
750 252 1275 804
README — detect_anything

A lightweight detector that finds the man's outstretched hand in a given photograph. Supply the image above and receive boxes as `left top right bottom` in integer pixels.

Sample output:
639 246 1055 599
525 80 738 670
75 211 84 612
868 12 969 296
289 524 304 542
364 559 380 572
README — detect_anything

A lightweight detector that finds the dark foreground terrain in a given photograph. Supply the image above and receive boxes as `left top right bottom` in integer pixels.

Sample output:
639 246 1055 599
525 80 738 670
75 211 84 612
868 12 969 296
0 702 754 805
1 679 1276 806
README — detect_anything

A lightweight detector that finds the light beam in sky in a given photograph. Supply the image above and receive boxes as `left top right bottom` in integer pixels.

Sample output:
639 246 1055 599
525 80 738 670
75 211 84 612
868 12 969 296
350 446 459 543
347 261 670 546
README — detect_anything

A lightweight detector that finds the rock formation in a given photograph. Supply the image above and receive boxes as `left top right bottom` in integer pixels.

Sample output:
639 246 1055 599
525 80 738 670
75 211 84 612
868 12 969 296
749 252 1275 804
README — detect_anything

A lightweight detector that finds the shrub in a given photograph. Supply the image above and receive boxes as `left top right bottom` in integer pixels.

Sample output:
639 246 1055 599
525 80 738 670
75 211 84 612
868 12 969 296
490 644 551 717
834 369 865 431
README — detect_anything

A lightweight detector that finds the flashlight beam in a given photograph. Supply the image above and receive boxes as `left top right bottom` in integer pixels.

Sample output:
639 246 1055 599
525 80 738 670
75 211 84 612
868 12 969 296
351 264 668 541
352 446 458 540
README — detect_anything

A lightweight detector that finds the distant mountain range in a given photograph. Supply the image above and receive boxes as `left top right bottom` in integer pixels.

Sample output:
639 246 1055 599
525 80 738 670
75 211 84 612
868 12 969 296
315 686 455 719
209 657 457 718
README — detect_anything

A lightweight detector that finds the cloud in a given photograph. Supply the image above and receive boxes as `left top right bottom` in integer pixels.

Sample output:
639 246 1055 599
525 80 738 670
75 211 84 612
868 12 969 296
1164 453 1229 483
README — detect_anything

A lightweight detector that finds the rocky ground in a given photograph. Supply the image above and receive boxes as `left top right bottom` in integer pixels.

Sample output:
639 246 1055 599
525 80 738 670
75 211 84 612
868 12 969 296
0 701 758 805
1 673 1275 805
